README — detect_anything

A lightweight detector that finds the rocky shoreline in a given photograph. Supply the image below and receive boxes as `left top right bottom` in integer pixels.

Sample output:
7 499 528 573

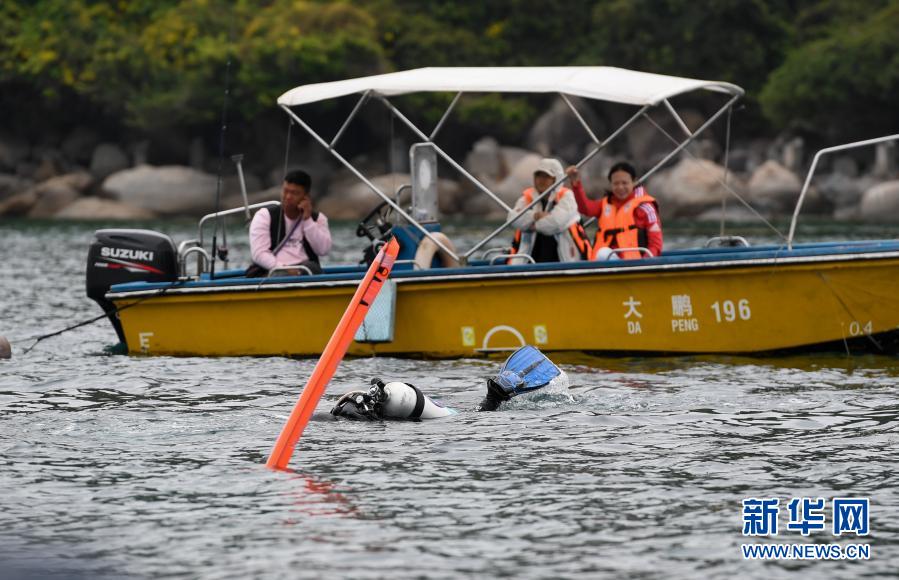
2 101 898 223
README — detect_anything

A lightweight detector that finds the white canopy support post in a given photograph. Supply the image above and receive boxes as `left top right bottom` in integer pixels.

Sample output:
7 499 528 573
430 92 463 141
279 104 461 263
663 99 693 139
788 133 899 249
465 104 650 259
560 93 601 144
378 96 513 213
330 90 371 149
637 93 742 185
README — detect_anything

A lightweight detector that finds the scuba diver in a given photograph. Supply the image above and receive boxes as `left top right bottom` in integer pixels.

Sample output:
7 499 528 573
329 345 563 420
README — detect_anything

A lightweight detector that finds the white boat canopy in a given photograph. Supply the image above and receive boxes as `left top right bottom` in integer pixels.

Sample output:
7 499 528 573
275 66 746 262
278 66 744 107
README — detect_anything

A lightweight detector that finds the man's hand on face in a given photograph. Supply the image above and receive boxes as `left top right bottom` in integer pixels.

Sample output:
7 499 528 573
297 196 312 219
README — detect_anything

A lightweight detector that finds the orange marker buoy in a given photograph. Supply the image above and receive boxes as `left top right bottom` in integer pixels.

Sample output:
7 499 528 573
266 237 400 470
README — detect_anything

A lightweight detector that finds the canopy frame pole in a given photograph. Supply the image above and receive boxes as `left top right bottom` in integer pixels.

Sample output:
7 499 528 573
429 92 463 141
638 94 742 185
663 98 693 138
465 104 650 259
788 133 899 249
330 90 371 148
279 104 460 263
377 96 513 213
560 93 600 144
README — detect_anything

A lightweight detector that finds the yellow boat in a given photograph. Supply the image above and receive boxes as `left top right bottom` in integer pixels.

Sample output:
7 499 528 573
84 67 899 356
100 241 899 357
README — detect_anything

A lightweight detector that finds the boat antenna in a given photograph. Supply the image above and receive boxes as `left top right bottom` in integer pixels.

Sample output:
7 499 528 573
210 13 236 279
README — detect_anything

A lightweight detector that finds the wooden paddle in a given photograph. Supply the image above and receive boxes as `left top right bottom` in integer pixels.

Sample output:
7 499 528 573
266 237 400 470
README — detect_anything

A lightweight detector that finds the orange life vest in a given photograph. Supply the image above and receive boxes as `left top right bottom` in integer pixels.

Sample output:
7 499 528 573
594 187 658 260
509 187 591 263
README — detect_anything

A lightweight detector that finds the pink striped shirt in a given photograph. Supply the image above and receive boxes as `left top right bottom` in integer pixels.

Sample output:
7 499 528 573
249 208 332 270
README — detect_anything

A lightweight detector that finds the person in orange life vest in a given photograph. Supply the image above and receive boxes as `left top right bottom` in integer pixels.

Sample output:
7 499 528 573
507 158 590 264
248 169 332 277
565 162 663 260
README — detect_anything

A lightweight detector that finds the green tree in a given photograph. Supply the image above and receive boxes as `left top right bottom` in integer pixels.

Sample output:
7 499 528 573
759 2 899 139
586 0 791 94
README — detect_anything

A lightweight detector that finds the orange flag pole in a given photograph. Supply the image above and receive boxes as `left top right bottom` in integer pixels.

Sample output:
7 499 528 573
266 238 400 470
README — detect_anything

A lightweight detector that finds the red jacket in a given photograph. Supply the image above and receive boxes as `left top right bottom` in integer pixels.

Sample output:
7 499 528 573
571 180 663 258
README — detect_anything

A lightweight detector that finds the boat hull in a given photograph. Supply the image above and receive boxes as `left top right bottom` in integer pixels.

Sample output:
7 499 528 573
109 247 899 357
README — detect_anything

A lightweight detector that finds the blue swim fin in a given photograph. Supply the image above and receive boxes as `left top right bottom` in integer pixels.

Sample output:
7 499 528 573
493 345 560 396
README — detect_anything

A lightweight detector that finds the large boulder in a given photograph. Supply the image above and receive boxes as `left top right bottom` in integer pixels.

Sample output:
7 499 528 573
220 172 266 209
26 171 93 218
90 143 130 181
102 165 218 216
569 144 616 197
647 158 747 218
625 109 706 167
463 137 503 184
860 180 899 222
460 139 534 195
815 173 878 211
458 190 511 220
0 173 32 202
497 145 533 178
747 160 803 212
527 96 603 163
320 173 463 220
0 190 37 217
494 153 543 205
54 197 157 220
696 204 764 223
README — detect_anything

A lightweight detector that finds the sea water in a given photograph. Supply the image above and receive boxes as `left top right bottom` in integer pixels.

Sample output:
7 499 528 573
1 218 897 579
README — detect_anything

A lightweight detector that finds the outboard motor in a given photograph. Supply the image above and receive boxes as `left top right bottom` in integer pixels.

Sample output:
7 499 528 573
477 345 562 411
86 229 178 344
330 378 457 420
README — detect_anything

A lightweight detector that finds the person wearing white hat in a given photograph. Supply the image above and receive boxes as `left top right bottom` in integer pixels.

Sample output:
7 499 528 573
506 158 590 264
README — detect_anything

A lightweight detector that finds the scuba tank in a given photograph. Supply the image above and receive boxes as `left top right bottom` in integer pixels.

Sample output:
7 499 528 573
477 345 561 411
330 378 457 421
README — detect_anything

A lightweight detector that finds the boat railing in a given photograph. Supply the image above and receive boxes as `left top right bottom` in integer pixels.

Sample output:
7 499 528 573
177 239 199 256
197 201 281 249
788 134 899 249
705 235 750 248
481 247 510 261
610 247 654 258
180 246 212 277
268 264 314 277
491 253 535 265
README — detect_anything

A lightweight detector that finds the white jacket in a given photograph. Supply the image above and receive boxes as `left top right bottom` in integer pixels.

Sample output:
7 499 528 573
507 186 583 263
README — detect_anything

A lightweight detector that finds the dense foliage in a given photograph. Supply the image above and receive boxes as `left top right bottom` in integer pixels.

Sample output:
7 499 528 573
1 0 896 146
759 1 899 140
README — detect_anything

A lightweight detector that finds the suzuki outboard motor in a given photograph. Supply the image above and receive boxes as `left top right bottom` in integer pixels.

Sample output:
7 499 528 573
86 229 178 344
477 345 561 411
330 378 457 421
